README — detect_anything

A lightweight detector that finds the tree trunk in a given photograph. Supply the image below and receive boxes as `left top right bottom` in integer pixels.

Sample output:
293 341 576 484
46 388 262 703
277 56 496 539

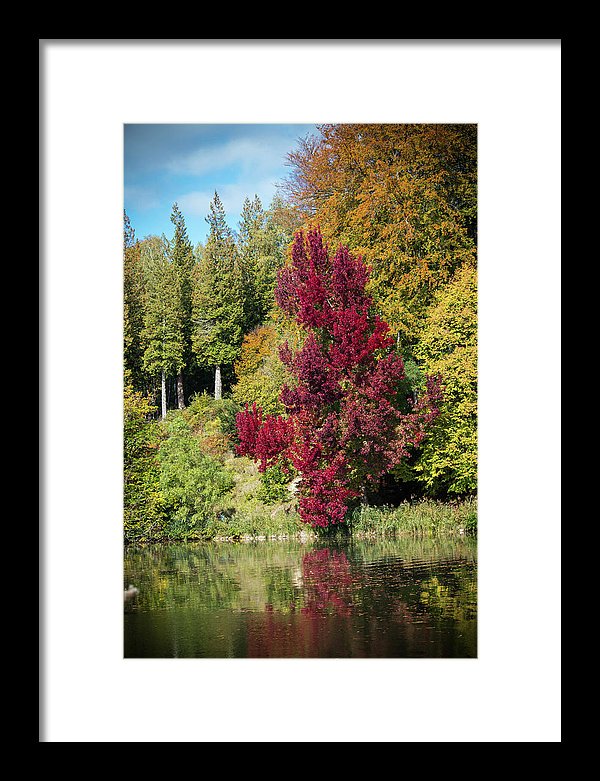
214 365 222 400
177 370 185 409
161 370 167 419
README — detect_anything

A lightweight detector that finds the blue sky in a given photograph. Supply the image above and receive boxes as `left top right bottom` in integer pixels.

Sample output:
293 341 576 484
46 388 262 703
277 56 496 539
124 124 319 246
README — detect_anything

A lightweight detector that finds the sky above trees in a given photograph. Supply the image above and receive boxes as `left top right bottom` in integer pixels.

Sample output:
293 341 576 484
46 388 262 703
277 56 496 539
124 123 318 246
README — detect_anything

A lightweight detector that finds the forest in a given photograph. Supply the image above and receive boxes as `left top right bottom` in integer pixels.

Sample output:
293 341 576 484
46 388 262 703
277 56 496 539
123 123 477 544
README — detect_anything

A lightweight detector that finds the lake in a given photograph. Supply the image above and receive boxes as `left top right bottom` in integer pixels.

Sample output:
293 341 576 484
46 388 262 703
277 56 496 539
124 536 477 658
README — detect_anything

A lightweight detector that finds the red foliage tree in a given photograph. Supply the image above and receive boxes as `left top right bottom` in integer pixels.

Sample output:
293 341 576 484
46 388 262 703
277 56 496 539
236 228 442 528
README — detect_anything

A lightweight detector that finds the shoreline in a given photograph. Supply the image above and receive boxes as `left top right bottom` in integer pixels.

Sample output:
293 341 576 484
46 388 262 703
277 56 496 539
124 496 477 547
124 528 477 547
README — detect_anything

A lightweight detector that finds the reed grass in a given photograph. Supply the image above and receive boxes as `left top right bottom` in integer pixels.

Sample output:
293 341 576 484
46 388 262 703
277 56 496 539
348 497 477 538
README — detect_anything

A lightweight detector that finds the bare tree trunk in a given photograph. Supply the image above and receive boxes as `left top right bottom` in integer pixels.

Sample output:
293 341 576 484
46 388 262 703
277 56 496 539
177 370 185 409
161 370 167 419
214 365 222 400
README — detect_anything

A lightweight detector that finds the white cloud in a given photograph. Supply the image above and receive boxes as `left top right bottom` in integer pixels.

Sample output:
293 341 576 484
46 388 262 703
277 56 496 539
166 134 291 177
174 190 213 218
124 184 160 211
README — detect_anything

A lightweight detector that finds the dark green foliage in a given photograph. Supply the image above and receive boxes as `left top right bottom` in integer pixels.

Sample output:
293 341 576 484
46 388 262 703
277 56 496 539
237 195 287 331
168 203 196 401
123 212 146 389
124 210 135 249
168 203 195 290
192 192 245 377
141 236 185 381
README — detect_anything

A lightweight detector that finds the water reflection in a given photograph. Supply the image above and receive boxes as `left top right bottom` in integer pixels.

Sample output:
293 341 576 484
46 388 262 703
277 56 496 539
124 538 476 658
301 548 355 617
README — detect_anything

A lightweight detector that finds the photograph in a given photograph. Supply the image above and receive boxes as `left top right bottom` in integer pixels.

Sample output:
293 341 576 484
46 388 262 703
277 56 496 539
123 123 478 658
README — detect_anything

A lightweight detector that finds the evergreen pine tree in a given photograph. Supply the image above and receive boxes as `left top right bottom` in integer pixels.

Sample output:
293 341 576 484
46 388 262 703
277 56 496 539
237 195 285 330
192 192 245 399
238 196 262 331
140 236 185 418
123 211 146 390
167 203 195 408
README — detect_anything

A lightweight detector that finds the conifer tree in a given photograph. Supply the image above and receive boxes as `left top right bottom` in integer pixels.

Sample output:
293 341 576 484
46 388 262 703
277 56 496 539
123 211 146 390
192 192 244 400
237 195 284 330
140 237 185 418
167 203 195 408
237 195 262 331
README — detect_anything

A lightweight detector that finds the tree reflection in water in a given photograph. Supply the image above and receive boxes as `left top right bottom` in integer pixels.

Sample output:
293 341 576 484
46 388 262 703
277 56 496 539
301 548 355 618
125 539 477 658
245 544 476 657
247 547 356 657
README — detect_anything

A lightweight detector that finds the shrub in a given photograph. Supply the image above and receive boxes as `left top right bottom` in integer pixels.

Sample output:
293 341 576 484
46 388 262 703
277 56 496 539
182 392 240 457
123 385 165 542
157 414 234 538
257 463 294 504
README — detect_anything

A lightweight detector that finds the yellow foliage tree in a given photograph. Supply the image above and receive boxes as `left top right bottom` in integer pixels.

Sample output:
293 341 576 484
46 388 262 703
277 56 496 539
283 123 477 348
410 265 477 494
232 323 290 416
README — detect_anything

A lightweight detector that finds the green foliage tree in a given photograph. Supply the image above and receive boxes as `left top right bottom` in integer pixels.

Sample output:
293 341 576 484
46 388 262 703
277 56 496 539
123 212 146 390
123 385 165 542
410 264 477 494
167 203 196 409
140 236 185 418
191 191 245 399
157 414 234 538
237 195 262 331
237 195 286 330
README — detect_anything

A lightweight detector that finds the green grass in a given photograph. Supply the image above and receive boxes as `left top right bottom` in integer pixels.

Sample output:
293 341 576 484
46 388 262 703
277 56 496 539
203 455 313 541
202 510 310 541
348 497 477 538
